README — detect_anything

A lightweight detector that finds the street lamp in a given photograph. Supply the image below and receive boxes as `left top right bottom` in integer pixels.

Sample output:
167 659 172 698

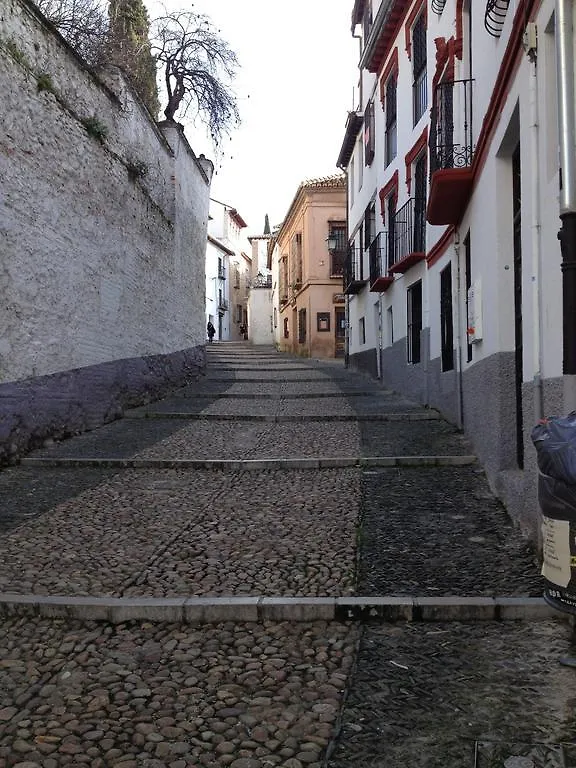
325 234 338 252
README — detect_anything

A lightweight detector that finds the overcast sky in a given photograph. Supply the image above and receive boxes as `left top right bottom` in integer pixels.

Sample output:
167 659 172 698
145 0 359 234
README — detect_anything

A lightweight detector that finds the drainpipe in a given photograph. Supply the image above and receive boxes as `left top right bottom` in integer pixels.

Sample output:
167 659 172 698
527 34 544 419
453 230 464 430
555 0 576 411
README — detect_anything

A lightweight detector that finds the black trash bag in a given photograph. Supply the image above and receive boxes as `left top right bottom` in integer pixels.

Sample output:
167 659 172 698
532 413 576 613
531 411 576 484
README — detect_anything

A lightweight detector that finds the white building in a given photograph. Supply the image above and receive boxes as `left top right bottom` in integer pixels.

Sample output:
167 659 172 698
247 235 274 345
338 0 571 544
206 201 252 340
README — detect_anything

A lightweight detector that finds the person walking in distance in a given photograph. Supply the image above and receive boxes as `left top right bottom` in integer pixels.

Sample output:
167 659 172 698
207 321 216 343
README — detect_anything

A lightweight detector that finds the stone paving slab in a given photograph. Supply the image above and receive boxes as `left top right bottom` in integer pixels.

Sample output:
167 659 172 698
327 620 576 768
0 616 358 768
0 469 360 599
358 466 541 596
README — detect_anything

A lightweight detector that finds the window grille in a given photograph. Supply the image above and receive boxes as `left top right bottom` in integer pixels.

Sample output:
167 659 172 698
364 101 375 166
412 14 427 124
298 308 307 344
432 0 446 13
385 74 397 165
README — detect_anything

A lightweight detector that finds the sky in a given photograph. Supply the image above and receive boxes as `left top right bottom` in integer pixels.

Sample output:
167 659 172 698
145 0 359 235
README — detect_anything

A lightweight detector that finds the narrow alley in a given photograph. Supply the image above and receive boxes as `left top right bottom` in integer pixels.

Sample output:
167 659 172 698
0 343 575 768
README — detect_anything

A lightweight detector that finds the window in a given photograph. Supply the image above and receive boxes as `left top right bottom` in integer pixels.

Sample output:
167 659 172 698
317 312 331 332
364 202 376 251
358 137 364 190
407 281 422 363
218 257 225 280
291 233 303 285
412 13 427 125
413 153 427 253
359 317 366 345
298 308 307 344
273 307 277 328
387 306 394 345
283 317 289 338
364 100 375 166
440 264 454 371
236 304 243 323
387 194 397 269
329 222 347 276
385 73 397 165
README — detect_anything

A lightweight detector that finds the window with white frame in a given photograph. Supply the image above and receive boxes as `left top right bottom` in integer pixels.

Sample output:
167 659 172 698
385 72 397 165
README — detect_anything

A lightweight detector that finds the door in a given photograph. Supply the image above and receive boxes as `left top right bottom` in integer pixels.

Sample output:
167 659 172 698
335 308 346 358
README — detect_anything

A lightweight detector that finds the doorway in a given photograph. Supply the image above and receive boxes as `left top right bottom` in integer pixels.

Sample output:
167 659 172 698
335 308 346 358
512 143 524 469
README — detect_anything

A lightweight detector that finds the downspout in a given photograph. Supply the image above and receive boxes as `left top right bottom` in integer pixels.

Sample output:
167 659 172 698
555 0 576 410
454 230 465 430
526 35 544 419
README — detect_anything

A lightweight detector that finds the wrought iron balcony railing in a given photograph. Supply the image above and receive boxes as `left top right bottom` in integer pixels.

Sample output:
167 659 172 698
343 246 365 293
429 78 474 175
390 197 426 269
484 0 509 37
368 232 388 283
218 267 226 280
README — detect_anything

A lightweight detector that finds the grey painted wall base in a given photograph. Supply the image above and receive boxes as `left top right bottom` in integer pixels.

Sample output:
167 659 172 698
349 347 379 379
0 345 205 464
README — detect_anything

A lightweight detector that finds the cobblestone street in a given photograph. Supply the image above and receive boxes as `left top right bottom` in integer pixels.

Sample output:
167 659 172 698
1 342 575 767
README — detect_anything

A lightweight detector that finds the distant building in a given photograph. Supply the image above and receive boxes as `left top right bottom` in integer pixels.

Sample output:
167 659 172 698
207 201 252 340
271 176 347 358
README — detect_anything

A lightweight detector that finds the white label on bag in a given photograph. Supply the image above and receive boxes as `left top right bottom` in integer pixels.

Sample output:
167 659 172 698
541 516 571 587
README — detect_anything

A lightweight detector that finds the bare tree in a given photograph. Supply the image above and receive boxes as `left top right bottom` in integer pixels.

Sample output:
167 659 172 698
36 0 109 65
150 11 240 143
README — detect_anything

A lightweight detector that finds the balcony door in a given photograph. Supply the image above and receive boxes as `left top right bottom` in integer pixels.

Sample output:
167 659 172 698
438 81 454 166
414 154 427 253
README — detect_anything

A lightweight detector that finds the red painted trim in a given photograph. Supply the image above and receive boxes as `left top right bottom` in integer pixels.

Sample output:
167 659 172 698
426 226 454 267
379 47 399 105
405 0 427 60
455 0 464 59
378 170 399 222
404 127 428 193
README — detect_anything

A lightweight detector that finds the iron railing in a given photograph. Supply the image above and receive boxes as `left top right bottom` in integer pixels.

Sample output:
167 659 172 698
218 298 229 311
217 266 226 280
484 0 509 37
390 198 426 267
343 245 364 288
330 250 346 277
368 232 389 283
429 78 474 174
432 0 446 13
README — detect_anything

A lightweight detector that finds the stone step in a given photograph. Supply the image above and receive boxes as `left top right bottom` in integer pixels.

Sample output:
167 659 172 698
123 412 439 422
0 593 559 624
19 455 477 469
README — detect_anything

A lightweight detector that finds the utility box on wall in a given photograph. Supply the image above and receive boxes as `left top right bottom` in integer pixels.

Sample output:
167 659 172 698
467 280 483 344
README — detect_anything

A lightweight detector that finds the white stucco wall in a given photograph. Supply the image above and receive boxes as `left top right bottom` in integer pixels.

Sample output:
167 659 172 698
248 289 273 345
0 0 211 384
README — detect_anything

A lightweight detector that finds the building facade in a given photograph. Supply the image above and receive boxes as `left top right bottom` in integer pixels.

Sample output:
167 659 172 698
272 176 348 359
338 0 568 544
207 202 252 340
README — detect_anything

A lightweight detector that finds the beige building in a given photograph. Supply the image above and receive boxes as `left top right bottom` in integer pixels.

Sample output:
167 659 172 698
273 176 347 358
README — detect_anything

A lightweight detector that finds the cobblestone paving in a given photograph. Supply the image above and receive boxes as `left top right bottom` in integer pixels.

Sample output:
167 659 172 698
0 469 359 597
0 342 565 767
0 617 358 768
357 466 541 596
327 620 576 768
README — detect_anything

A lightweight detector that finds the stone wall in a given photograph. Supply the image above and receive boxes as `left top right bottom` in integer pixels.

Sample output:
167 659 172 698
0 0 213 461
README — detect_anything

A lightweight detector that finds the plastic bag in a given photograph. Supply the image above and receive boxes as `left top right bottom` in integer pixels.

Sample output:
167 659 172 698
531 412 576 484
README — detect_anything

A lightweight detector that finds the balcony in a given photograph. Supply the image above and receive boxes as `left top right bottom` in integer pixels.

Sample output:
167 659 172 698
218 266 226 280
389 198 426 274
343 246 366 294
427 78 475 226
368 233 394 292
218 298 228 311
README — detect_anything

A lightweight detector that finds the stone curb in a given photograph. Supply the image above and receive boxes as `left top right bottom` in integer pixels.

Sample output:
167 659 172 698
123 412 440 423
19 455 478 469
177 391 396 400
0 594 563 623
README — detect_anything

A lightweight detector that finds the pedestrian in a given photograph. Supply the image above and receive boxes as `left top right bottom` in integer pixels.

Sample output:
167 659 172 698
207 320 216 343
240 323 247 340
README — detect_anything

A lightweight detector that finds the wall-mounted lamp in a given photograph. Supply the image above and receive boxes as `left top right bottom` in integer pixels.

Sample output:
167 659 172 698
325 234 338 252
